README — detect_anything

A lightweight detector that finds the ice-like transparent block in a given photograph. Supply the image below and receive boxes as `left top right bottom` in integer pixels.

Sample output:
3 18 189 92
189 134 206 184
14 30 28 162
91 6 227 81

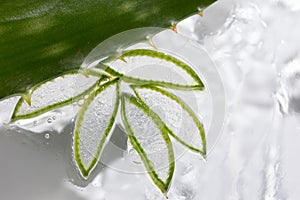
74 83 118 174
107 54 196 86
135 87 205 153
13 73 99 119
123 96 172 183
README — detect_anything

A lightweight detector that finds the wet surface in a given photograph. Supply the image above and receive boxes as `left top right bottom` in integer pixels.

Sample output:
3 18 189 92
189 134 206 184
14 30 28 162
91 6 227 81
1 0 300 199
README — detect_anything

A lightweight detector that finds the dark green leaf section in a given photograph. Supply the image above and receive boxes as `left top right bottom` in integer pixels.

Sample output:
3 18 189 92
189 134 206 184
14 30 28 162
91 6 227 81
0 0 216 98
73 78 120 178
121 93 175 195
133 85 207 157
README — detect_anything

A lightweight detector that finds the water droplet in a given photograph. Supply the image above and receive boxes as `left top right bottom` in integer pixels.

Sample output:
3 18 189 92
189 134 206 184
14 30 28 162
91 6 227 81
128 148 135 155
45 133 50 139
84 95 89 99
52 116 56 120
33 121 38 126
127 148 141 164
78 99 85 106
47 118 52 123
182 163 194 175
174 184 195 200
277 72 281 77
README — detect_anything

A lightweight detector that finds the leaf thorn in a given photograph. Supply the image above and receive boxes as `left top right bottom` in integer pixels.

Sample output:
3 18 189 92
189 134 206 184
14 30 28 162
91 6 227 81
198 11 204 17
119 56 127 63
148 39 157 49
24 92 32 106
170 25 177 33
146 36 157 49
80 69 90 78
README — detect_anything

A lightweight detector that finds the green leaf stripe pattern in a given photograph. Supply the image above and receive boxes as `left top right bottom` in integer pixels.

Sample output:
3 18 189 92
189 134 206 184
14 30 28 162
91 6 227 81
11 70 109 122
73 78 120 178
121 93 175 195
98 49 204 91
133 85 206 156
10 48 207 196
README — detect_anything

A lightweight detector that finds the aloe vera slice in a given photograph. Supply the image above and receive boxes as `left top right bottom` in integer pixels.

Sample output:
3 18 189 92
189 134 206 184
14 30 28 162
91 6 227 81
133 85 206 156
11 71 107 121
121 93 174 195
99 49 204 91
73 79 119 178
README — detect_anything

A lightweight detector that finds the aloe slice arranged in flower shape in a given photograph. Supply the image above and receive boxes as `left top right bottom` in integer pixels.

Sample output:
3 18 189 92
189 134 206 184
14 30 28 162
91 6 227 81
98 49 204 91
9 47 207 196
133 85 206 156
73 79 119 178
121 93 175 195
11 70 108 122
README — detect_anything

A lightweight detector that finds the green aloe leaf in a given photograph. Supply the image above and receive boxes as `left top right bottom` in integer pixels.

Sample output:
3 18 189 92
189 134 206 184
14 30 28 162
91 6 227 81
0 0 216 98
121 93 175 195
11 70 108 122
99 49 204 91
133 85 206 156
73 78 119 178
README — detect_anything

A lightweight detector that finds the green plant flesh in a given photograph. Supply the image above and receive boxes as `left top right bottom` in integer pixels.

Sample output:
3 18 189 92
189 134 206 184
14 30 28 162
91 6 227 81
0 0 216 98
